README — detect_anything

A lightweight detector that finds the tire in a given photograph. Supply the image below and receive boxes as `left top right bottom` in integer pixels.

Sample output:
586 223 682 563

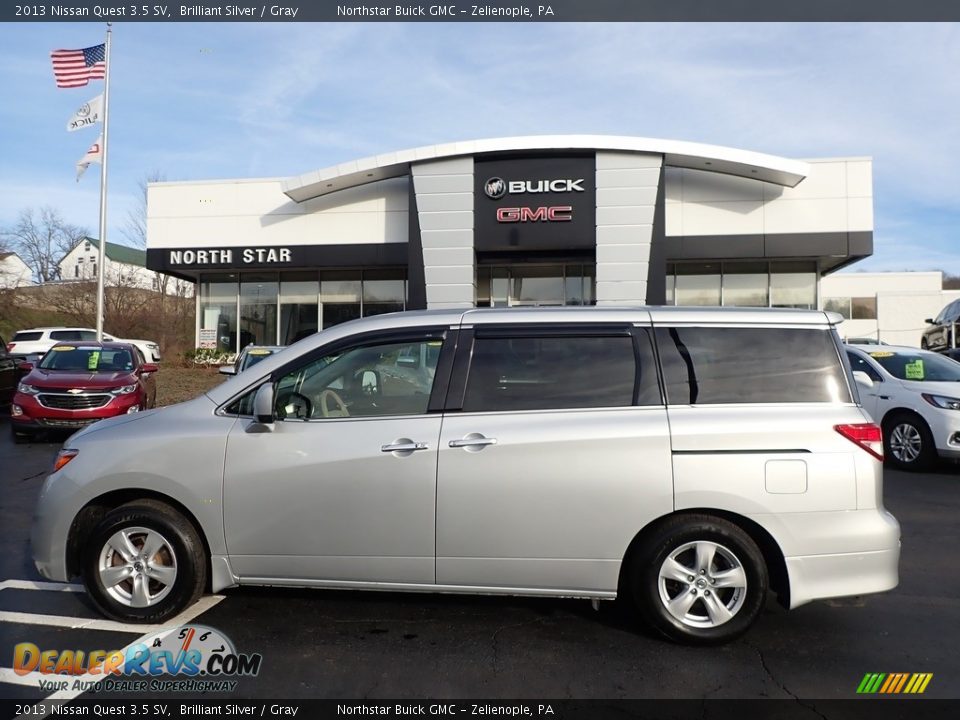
82 500 207 623
883 412 936 471
628 514 768 645
10 426 31 444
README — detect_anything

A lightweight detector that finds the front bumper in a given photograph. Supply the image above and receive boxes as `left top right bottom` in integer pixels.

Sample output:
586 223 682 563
31 471 78 582
12 391 142 430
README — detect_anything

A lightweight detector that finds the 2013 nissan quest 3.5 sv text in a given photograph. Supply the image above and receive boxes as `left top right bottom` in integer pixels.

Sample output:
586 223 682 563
31 307 901 644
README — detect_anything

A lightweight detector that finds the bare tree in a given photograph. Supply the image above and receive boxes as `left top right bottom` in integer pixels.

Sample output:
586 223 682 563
1 207 87 283
121 170 165 249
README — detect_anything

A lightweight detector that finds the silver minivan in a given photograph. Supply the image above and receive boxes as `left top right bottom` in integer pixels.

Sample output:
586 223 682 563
31 307 900 644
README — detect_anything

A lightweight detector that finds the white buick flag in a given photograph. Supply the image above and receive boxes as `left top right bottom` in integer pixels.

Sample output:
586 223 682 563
76 134 103 181
67 94 103 132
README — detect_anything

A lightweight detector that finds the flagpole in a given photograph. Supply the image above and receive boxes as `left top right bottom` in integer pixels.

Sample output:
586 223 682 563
95 22 112 341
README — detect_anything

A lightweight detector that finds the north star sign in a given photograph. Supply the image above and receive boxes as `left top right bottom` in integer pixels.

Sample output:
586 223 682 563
168 248 292 265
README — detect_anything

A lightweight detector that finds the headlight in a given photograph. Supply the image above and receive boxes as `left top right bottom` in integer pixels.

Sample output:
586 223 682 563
17 383 39 395
922 393 960 410
111 384 138 395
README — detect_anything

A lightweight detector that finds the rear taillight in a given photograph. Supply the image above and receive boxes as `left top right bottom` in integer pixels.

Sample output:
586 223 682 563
5 342 14 352
835 423 884 461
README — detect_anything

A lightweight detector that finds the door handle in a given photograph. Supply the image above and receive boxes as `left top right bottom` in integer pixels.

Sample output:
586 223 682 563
381 441 430 453
449 436 498 449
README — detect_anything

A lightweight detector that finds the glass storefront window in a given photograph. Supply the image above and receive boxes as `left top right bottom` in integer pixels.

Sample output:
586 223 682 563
823 297 851 319
240 274 278 348
675 263 721 306
770 262 817 309
320 271 362 329
851 297 877 320
512 266 565 306
476 264 595 307
280 272 319 344
362 269 406 317
722 262 769 307
665 264 675 306
199 276 238 353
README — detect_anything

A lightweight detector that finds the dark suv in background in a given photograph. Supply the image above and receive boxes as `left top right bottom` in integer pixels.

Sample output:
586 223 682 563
921 300 960 357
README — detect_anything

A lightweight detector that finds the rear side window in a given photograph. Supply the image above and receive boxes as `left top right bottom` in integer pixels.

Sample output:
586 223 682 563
12 331 43 341
50 330 80 340
462 334 645 412
656 327 851 405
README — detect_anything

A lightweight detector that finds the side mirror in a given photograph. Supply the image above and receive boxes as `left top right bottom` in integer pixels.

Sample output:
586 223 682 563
140 363 159 374
218 365 237 375
924 318 934 324
253 383 275 425
18 362 34 372
852 370 874 389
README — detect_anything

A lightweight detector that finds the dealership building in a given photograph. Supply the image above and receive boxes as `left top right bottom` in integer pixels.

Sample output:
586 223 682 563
145 135 874 351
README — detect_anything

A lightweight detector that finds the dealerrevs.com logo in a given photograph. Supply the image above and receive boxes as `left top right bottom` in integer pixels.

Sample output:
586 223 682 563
13 624 262 693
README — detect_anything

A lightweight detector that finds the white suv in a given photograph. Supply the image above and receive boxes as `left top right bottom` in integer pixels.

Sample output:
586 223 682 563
6 327 161 363
847 343 960 470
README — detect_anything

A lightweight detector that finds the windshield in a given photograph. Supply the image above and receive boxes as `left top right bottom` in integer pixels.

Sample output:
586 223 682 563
239 349 278 372
39 346 134 373
869 350 960 382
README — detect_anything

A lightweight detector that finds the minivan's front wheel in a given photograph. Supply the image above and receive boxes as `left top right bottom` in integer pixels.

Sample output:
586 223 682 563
883 412 936 471
82 500 207 623
629 515 767 645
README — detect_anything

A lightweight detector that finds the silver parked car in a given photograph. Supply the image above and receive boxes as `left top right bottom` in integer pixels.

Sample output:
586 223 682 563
32 307 900 644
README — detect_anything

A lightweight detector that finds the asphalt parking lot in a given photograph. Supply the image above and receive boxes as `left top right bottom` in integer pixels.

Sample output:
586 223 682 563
1 417 958 703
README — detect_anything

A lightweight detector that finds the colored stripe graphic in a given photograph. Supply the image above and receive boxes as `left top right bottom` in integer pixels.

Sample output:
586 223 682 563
857 672 932 694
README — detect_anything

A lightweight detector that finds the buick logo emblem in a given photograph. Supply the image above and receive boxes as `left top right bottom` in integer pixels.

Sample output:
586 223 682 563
484 177 506 200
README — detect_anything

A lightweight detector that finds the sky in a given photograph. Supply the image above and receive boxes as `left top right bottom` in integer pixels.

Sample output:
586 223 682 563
1 21 959 273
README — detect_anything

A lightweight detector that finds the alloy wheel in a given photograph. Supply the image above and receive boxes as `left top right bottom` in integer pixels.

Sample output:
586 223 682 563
889 423 922 463
657 540 747 628
97 526 178 608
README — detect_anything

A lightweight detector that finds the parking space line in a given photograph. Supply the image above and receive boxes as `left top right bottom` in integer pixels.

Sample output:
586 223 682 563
10 595 224 717
0 610 174 633
0 579 84 593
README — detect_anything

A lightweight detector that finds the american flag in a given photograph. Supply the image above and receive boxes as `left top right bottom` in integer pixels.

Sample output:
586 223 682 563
50 44 106 88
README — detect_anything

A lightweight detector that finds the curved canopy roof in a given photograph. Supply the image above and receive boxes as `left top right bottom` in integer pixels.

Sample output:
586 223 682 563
282 134 809 203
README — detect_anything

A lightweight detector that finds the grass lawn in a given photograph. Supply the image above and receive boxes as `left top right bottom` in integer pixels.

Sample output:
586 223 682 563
155 367 227 407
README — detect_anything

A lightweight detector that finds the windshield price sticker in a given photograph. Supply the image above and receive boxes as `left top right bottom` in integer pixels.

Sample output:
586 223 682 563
51 345 75 352
904 360 924 380
249 349 272 355
87 351 101 370
869 351 895 358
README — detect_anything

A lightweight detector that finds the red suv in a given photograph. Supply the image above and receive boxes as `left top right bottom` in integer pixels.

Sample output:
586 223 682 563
11 342 158 443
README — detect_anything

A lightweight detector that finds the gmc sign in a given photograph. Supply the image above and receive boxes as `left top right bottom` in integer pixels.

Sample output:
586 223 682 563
496 206 573 222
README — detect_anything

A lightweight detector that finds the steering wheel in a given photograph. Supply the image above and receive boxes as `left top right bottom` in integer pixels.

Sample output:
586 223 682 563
320 389 349 418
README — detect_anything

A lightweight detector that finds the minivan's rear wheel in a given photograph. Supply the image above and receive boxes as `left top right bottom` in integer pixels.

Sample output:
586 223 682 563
82 500 206 623
629 515 767 645
883 412 936 471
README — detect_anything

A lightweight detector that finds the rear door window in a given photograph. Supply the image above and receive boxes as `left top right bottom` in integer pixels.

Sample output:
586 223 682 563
461 331 655 412
50 330 80 341
656 327 851 404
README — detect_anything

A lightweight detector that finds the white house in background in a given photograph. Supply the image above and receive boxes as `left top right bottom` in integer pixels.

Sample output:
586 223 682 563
0 251 33 287
819 271 960 347
58 237 193 296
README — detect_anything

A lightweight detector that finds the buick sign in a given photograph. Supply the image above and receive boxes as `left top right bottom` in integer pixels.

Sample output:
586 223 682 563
484 177 507 199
